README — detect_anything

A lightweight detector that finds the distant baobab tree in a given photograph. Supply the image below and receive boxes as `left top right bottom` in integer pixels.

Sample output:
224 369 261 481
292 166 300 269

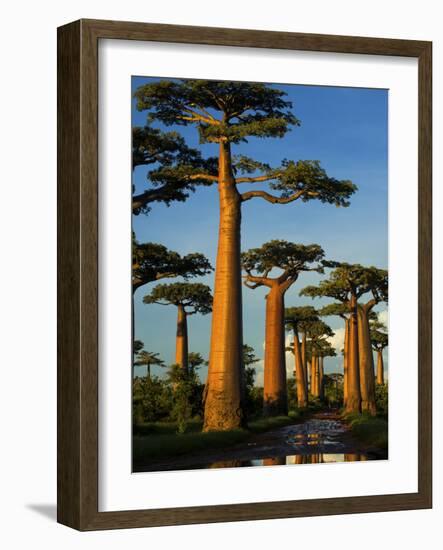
284 306 320 408
302 262 388 415
135 79 356 430
134 350 164 379
370 319 388 385
143 282 212 374
242 240 324 415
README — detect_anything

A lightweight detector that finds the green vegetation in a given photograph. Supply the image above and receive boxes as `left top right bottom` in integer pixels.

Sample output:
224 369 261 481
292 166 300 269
344 413 388 450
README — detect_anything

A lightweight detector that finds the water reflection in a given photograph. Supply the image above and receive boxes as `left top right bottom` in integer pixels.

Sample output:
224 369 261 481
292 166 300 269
207 453 369 469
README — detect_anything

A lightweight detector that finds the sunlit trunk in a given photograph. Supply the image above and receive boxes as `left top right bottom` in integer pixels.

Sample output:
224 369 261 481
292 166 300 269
293 329 308 407
311 355 319 397
346 296 361 413
343 317 349 407
204 142 244 431
263 284 288 416
376 350 385 385
301 332 308 390
175 304 189 373
357 306 377 415
319 356 324 400
308 360 312 394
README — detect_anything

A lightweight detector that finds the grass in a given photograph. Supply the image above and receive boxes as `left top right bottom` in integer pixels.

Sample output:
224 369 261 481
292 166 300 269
133 411 306 467
344 412 388 450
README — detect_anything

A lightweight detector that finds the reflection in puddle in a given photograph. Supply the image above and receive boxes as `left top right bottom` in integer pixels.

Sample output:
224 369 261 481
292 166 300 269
207 453 369 469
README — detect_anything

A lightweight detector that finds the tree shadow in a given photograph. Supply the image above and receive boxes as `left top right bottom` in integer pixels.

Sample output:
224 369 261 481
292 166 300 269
26 504 57 521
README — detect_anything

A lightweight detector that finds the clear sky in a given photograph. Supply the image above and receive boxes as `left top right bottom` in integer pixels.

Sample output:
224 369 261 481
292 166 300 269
132 77 388 383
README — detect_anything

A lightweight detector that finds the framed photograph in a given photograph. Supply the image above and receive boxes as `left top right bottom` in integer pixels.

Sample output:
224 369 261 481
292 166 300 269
57 19 432 530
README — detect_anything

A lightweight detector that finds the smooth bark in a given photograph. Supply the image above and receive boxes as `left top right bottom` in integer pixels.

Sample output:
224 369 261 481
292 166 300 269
175 304 189 373
357 305 377 415
263 285 288 415
376 350 385 385
346 296 361 413
204 142 244 431
301 332 308 389
343 317 349 407
293 330 308 407
319 356 324 400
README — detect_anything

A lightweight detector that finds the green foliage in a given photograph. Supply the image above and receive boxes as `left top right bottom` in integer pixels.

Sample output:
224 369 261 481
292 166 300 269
323 373 344 408
345 413 388 450
143 282 213 314
133 339 144 354
133 376 172 423
188 352 207 374
166 365 194 433
134 350 164 374
270 159 357 206
375 383 389 417
370 319 388 351
134 79 298 144
284 305 319 333
242 240 324 278
132 235 212 291
287 377 298 410
301 262 388 304
132 126 217 213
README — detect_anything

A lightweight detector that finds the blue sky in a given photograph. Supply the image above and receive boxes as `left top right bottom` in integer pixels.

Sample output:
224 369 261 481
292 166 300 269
132 77 388 382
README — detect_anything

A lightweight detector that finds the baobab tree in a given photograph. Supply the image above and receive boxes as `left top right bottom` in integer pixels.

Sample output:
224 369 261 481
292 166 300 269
313 339 337 400
284 306 319 408
143 282 212 374
242 241 324 415
305 320 335 399
302 262 388 414
132 125 216 213
370 319 388 385
132 234 212 294
319 302 351 405
134 350 164 379
135 79 356 430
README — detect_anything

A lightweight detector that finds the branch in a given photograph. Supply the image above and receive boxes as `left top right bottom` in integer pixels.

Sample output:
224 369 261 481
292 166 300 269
235 174 280 184
241 189 319 203
187 173 218 182
243 274 271 288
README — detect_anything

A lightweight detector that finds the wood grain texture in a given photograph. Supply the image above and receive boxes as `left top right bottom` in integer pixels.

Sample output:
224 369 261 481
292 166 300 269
57 19 432 531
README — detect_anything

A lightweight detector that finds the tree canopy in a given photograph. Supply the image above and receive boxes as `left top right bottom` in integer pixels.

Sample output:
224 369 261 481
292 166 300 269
143 282 213 315
284 305 320 333
242 240 324 289
301 262 388 305
134 79 357 207
370 320 389 351
133 235 213 292
134 350 165 370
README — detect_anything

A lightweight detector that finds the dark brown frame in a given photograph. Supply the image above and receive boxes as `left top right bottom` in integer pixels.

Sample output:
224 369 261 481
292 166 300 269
57 19 432 531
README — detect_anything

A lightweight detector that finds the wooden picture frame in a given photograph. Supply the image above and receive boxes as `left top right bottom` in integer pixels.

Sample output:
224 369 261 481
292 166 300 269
57 19 432 530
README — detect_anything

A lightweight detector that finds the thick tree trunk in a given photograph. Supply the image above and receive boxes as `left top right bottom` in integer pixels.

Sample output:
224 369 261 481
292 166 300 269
311 355 318 397
319 356 324 400
263 284 288 416
308 360 312 394
376 350 384 385
343 317 349 407
204 142 244 431
357 306 377 415
346 297 361 413
301 332 308 391
175 304 189 373
293 329 308 408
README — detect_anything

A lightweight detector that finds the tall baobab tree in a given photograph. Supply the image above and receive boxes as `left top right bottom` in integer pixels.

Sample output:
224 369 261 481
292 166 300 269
284 306 319 408
134 350 164 379
370 319 388 385
135 79 356 430
302 262 388 414
143 283 212 374
242 241 324 415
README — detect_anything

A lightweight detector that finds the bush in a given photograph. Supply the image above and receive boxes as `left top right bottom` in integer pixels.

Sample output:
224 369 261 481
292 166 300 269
375 383 388 417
